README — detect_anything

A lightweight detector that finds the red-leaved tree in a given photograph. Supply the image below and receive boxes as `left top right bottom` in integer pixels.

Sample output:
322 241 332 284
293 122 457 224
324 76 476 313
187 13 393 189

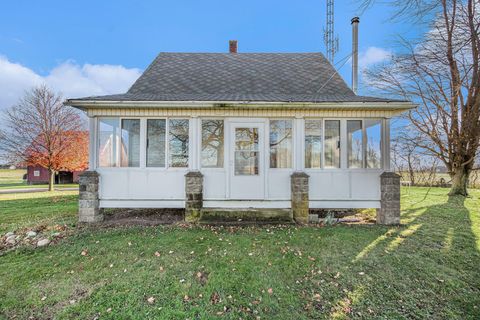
0 86 87 191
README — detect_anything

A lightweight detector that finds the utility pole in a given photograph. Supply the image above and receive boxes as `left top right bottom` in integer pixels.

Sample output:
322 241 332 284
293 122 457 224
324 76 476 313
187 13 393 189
324 0 339 64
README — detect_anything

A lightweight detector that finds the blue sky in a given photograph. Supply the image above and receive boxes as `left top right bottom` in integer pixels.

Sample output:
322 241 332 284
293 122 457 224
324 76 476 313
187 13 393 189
0 0 423 109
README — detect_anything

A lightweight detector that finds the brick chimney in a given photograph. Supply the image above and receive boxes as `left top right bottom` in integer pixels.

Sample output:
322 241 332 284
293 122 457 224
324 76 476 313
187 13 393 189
229 40 238 54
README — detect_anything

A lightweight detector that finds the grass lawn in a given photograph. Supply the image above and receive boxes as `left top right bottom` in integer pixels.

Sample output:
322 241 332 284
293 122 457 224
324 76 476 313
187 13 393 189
0 191 78 234
0 169 78 190
0 187 479 319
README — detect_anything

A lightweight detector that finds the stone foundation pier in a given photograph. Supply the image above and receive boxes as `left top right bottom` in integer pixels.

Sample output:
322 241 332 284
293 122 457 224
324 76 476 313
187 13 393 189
377 172 401 225
185 171 203 223
291 172 309 224
79 171 103 223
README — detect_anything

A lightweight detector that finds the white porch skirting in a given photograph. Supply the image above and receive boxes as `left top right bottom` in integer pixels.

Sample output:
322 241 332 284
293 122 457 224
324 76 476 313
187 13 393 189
99 199 380 209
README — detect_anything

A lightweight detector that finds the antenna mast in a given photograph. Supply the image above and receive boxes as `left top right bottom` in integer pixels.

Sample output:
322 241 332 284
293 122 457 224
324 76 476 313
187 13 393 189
324 0 339 63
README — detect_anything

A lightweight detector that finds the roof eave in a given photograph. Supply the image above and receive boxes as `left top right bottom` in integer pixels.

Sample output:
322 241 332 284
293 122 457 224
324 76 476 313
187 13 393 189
65 99 416 111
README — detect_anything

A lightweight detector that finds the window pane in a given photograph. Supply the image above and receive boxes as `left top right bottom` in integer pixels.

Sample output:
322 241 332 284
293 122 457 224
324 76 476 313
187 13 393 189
235 151 259 175
201 120 224 168
235 128 258 151
169 119 189 167
235 128 259 175
98 118 120 167
305 120 322 169
347 120 363 168
269 120 292 168
147 119 166 167
324 120 340 168
120 119 140 167
366 119 382 168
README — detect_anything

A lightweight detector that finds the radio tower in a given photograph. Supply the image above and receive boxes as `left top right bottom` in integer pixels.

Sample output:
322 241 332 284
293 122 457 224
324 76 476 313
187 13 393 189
324 0 339 63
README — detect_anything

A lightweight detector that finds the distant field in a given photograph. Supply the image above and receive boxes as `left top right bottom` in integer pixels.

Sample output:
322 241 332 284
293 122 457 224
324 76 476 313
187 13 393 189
397 170 480 189
0 169 78 190
0 169 28 188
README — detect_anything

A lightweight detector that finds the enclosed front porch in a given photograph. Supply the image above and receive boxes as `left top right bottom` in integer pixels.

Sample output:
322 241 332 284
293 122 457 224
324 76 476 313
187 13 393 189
79 111 400 225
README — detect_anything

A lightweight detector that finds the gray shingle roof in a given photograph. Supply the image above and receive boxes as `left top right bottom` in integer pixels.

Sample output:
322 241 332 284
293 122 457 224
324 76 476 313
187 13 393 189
71 52 402 103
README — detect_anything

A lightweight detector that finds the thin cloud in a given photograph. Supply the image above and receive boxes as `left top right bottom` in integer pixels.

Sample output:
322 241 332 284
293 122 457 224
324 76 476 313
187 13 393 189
358 46 392 69
0 56 142 110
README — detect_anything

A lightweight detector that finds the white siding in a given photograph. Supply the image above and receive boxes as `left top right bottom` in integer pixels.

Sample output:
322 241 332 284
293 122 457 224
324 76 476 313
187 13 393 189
90 110 391 209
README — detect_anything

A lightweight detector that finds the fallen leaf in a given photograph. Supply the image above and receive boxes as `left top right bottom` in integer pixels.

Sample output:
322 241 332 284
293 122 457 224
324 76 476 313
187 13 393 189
41 296 47 301
210 291 221 304
147 297 156 304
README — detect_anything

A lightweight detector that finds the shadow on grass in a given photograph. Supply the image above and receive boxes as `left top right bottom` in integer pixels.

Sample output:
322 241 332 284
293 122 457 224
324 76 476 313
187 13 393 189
334 192 480 319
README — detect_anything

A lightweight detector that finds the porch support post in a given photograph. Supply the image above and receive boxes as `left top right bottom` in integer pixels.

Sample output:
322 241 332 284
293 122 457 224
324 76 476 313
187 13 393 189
377 172 401 225
78 171 103 223
185 171 203 223
291 171 309 224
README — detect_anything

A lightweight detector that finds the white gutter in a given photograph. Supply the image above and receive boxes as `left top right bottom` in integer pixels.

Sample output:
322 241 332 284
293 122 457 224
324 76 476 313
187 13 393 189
66 99 416 110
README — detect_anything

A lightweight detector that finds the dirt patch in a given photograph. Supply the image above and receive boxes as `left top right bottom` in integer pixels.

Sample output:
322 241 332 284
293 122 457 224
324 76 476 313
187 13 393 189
102 208 185 227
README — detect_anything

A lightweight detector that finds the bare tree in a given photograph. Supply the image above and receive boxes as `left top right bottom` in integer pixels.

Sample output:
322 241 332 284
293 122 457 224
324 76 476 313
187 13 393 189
392 129 422 185
363 0 480 195
0 86 85 191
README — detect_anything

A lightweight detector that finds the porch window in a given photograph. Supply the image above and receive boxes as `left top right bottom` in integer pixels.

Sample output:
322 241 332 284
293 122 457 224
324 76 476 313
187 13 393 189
201 120 224 168
366 119 382 168
234 128 259 175
305 120 322 169
324 120 340 168
347 120 363 168
346 119 383 169
120 119 141 167
169 119 189 167
98 118 121 167
146 119 166 167
269 120 293 168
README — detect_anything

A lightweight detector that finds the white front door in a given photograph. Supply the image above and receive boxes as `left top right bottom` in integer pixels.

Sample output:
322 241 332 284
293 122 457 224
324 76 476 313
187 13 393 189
229 122 265 199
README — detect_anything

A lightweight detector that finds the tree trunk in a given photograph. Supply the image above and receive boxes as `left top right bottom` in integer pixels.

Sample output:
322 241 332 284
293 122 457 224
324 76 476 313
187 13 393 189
48 169 55 192
449 166 470 196
407 156 415 186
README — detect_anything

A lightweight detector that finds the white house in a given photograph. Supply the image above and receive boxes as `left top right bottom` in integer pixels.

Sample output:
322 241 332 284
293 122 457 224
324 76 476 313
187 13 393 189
67 39 414 225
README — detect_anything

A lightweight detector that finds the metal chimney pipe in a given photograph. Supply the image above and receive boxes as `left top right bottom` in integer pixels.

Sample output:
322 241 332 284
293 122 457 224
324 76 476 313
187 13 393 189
351 17 360 94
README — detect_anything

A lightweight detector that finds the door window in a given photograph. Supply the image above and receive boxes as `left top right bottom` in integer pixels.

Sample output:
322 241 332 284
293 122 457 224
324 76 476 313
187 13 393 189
234 128 259 175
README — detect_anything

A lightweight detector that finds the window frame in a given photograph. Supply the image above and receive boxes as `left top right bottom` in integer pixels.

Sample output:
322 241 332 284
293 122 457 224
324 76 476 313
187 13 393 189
346 118 383 170
96 117 191 170
304 118 324 170
346 118 365 169
364 118 383 169
97 117 140 169
145 118 168 169
268 118 294 170
303 118 383 171
167 118 190 169
322 118 342 170
200 118 226 170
